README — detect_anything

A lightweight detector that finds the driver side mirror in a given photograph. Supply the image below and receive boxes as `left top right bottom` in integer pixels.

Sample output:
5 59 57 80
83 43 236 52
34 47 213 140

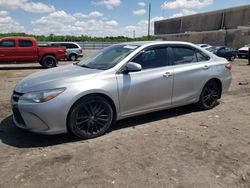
123 62 142 74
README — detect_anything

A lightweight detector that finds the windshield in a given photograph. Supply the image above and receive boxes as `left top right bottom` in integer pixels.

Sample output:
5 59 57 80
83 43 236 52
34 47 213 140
76 44 139 70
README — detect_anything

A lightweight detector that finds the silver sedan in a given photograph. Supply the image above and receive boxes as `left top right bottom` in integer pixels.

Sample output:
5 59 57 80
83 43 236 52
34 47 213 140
11 41 232 139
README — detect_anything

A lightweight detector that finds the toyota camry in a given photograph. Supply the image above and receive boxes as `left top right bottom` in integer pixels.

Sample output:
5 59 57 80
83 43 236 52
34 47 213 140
11 41 232 139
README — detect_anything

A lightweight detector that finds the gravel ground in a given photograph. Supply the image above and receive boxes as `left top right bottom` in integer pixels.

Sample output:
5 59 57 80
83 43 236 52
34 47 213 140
0 54 250 188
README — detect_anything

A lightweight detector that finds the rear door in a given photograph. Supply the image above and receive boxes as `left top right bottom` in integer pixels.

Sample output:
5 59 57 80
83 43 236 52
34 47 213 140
64 43 78 55
116 46 174 117
16 39 37 62
0 39 17 62
169 45 213 106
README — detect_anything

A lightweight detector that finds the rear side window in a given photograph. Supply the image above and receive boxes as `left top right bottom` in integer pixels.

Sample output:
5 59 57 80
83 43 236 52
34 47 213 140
63 43 78 49
0 40 16 47
171 47 210 65
19 40 33 47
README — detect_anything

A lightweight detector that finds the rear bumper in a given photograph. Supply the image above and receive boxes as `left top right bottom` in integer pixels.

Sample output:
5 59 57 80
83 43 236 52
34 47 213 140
57 54 67 60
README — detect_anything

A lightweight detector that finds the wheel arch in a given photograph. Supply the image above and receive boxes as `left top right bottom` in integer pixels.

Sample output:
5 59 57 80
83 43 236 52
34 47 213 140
202 78 222 99
40 53 57 62
66 93 117 132
69 52 78 57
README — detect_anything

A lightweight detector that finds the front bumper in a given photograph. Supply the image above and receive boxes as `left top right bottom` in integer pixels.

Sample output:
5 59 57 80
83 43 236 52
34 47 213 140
11 93 68 135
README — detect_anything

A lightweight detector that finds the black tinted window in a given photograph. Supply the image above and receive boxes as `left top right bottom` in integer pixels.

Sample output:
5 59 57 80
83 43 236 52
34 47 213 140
196 51 210 61
171 47 209 65
0 40 16 47
63 43 78 49
19 40 33 47
171 47 197 65
218 48 225 53
132 47 169 69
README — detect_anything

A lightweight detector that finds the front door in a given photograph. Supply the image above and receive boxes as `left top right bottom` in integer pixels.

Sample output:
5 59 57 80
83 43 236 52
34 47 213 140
0 39 17 62
116 46 174 117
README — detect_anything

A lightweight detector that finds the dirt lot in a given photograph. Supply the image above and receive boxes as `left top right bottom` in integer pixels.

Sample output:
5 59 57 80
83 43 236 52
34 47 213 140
0 54 250 188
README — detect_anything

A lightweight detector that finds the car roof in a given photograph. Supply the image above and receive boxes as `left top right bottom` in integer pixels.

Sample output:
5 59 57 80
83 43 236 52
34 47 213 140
48 42 78 44
117 41 197 47
0 36 36 40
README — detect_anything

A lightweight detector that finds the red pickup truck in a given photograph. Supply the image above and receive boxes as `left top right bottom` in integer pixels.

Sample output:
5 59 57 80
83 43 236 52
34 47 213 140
0 36 67 68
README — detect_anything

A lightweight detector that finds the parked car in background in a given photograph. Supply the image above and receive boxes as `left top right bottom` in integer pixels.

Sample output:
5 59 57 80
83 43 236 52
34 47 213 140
49 42 83 61
197 44 212 49
238 44 250 58
0 37 67 68
206 46 237 61
12 41 232 139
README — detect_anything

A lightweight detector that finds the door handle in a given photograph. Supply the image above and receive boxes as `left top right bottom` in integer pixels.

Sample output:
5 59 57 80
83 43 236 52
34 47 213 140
163 72 172 78
0 54 4 57
203 65 210 70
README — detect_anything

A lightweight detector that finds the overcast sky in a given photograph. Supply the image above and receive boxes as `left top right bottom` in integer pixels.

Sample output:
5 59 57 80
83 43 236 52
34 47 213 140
0 0 249 37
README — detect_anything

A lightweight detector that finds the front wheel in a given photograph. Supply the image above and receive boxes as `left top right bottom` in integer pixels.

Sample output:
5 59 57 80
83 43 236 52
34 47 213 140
40 55 57 68
198 80 220 110
229 55 235 61
68 95 114 139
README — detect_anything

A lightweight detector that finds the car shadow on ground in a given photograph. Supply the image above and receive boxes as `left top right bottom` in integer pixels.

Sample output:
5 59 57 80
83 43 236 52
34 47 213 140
0 104 200 148
0 66 42 70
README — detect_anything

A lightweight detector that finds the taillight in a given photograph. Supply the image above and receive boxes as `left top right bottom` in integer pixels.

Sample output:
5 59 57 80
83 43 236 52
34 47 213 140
225 63 232 71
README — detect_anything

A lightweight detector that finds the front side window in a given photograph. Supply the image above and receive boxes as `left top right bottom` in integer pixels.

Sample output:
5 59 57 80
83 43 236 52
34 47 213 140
19 40 33 47
0 40 16 48
131 47 169 69
77 44 139 70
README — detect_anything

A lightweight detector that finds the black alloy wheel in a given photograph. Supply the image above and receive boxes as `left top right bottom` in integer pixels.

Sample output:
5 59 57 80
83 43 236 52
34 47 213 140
68 95 113 139
198 80 220 110
41 55 57 68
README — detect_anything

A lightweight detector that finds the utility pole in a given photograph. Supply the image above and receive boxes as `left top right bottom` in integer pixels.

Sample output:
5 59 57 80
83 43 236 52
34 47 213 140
147 3 151 40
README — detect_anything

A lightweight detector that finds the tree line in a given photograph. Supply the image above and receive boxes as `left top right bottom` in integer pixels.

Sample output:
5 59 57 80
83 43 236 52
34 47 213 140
0 33 154 42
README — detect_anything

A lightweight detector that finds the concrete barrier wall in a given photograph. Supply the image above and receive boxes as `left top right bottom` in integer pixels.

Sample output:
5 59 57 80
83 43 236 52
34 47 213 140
155 19 181 34
155 28 250 48
155 5 250 35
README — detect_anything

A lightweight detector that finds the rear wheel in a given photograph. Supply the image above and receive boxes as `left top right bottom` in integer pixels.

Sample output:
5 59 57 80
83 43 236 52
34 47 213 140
68 95 114 139
40 55 57 68
69 54 77 61
198 80 220 110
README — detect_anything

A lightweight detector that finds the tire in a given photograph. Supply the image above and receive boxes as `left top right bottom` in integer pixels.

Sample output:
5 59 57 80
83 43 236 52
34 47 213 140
197 80 220 110
69 54 77 61
229 55 235 61
68 95 114 139
40 55 57 69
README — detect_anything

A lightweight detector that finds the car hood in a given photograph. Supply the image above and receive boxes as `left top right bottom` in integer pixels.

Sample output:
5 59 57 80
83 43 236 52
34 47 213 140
239 46 249 51
15 64 102 93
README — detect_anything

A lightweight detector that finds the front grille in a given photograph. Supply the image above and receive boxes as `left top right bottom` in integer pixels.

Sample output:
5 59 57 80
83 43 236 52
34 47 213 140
238 50 248 54
12 106 26 126
12 91 24 102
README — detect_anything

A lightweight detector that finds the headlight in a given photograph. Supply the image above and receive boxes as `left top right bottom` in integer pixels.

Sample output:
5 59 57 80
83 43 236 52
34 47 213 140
19 88 66 103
